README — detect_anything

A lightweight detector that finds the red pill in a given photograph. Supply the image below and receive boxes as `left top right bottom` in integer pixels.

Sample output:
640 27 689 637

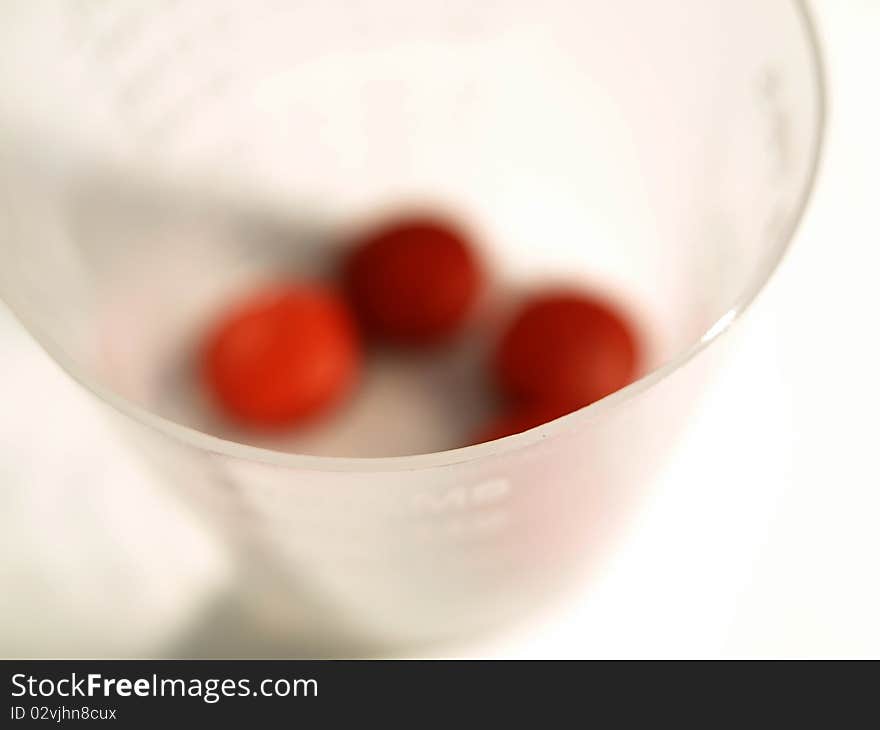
470 401 579 445
343 215 483 346
492 290 640 409
201 283 361 429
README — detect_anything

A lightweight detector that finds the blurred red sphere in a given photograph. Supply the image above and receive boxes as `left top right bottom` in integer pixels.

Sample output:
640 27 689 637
343 215 483 346
492 290 640 410
201 283 361 429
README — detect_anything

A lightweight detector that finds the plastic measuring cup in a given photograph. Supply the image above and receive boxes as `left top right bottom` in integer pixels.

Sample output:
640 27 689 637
0 0 823 654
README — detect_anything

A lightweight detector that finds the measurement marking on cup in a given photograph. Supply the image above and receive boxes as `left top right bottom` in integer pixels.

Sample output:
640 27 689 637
757 67 792 184
409 509 510 543
409 478 511 515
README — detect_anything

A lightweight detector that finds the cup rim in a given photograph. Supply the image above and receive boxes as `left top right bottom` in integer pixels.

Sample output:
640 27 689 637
5 0 827 474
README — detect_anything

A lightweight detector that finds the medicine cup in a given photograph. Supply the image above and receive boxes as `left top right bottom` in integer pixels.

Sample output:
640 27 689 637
0 1 823 654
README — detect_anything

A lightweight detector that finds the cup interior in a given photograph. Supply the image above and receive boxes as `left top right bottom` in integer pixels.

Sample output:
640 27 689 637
0 0 823 460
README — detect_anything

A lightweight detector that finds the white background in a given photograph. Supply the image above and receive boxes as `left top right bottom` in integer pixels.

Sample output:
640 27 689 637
1 1 878 658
